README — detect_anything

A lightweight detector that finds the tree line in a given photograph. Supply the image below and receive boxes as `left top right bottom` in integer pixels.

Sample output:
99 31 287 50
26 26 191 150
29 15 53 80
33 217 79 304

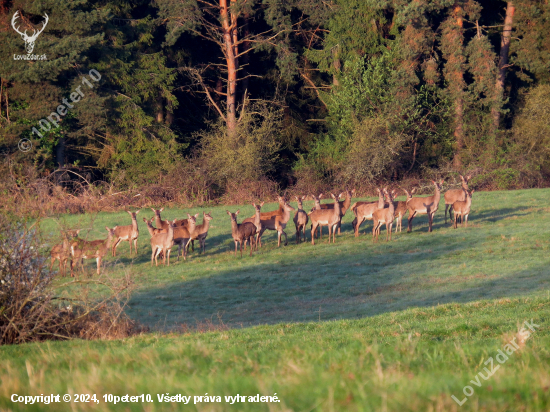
1 0 549 197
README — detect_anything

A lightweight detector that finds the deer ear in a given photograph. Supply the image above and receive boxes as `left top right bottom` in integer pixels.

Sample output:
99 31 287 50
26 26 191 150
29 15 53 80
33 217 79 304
135 210 140 215
235 210 240 215
151 208 155 212
226 210 231 215
187 213 192 219
466 175 472 180
260 201 265 206
319 193 323 198
105 226 110 231
411 188 417 194
160 207 164 212
194 213 199 218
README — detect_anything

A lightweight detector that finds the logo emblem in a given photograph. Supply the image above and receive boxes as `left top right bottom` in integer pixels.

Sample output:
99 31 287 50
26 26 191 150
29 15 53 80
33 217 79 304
11 10 48 54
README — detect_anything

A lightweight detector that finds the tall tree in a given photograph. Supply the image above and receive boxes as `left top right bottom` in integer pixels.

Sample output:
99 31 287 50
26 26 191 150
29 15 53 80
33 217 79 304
491 1 515 133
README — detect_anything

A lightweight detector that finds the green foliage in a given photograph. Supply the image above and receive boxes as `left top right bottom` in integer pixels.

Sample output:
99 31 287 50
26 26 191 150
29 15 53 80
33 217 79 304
198 100 282 187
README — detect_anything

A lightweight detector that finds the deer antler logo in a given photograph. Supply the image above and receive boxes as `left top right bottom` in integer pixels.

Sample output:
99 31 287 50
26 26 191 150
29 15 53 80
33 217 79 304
11 10 49 54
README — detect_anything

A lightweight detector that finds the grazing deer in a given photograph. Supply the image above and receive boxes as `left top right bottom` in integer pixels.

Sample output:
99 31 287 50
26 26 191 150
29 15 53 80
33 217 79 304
112 210 140 256
444 174 472 224
393 188 415 233
143 217 165 237
309 193 342 245
173 215 196 261
188 212 213 254
257 201 295 247
50 229 80 276
293 196 308 243
318 189 355 235
70 227 116 276
227 210 257 257
452 189 475 228
352 188 385 237
150 219 177 266
372 189 395 242
407 180 443 233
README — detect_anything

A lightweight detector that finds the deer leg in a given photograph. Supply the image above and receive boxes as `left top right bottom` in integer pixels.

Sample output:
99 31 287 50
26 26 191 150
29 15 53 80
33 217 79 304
151 248 155 266
112 238 121 257
408 211 416 232
311 223 317 245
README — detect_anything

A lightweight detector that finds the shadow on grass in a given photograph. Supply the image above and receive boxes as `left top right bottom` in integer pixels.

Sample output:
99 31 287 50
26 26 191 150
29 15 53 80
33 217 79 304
125 223 550 331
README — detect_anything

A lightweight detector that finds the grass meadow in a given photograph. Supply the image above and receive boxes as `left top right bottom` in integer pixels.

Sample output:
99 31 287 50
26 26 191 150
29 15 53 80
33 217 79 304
1 188 549 411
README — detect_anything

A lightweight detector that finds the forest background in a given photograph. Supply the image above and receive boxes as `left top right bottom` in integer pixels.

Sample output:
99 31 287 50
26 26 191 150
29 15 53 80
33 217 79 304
1 0 549 214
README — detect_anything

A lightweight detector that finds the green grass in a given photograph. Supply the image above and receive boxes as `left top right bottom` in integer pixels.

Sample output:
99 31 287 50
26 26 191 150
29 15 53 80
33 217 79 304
1 188 550 410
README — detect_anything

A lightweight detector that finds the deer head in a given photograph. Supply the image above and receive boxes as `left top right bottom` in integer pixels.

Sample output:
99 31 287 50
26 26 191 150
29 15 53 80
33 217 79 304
12 11 49 54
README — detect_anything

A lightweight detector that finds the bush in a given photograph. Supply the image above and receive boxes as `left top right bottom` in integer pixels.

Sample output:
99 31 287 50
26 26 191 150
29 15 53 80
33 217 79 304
0 217 139 345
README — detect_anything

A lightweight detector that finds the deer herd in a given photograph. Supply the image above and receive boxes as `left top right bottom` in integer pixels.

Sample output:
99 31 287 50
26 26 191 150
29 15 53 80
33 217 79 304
50 174 474 276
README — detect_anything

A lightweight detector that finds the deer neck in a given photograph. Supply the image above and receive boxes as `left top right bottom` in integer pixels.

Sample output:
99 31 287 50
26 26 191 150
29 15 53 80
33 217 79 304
377 192 384 208
342 193 351 211
167 224 175 242
433 186 441 204
282 208 291 221
106 232 114 250
230 219 239 233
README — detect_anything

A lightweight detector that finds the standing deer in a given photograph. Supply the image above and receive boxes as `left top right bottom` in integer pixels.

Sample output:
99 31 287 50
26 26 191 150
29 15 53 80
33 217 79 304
227 210 257 257
372 189 395 242
452 189 475 228
151 208 169 230
393 188 415 233
150 219 177 266
407 180 444 233
293 196 308 243
112 210 140 256
318 189 355 235
70 227 116 276
309 193 342 245
143 217 165 237
352 188 385 237
188 212 213 254
309 193 324 238
252 202 264 249
257 201 295 247
50 229 80 276
444 174 472 224
174 215 196 261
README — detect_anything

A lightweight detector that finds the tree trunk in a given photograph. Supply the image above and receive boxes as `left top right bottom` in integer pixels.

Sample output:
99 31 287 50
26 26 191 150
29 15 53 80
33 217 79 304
241 11 251 98
165 99 174 125
491 2 515 133
332 46 341 87
56 137 65 168
220 0 238 136
156 94 164 123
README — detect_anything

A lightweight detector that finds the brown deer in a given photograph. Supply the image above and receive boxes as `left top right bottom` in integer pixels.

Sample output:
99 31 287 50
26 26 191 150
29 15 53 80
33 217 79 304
407 180 443 233
309 193 342 245
151 207 169 230
150 219 177 266
393 188 415 233
352 188 385 237
252 202 264 249
452 189 475 228
444 174 472 224
227 210 257 257
50 229 80 276
152 208 195 251
372 189 395 242
293 196 308 243
143 217 165 237
309 193 325 238
188 212 213 254
318 189 355 234
70 227 117 276
174 214 196 261
257 201 295 247
244 196 286 224
112 210 140 256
